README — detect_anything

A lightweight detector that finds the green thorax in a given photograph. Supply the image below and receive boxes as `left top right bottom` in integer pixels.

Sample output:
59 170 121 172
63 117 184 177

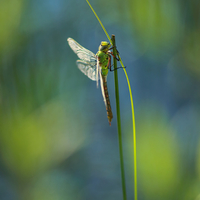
96 50 109 76
96 41 111 77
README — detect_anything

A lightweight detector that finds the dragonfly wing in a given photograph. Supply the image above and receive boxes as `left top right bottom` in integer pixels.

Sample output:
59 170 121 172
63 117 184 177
67 38 96 63
76 60 98 81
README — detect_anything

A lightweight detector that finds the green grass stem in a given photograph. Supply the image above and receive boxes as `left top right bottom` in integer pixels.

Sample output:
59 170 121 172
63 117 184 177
112 35 127 200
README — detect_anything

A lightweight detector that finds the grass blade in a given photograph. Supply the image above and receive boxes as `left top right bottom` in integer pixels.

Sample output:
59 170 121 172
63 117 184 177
112 35 127 200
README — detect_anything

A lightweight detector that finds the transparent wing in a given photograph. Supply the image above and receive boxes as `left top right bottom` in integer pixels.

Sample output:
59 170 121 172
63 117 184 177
76 60 99 81
67 37 96 62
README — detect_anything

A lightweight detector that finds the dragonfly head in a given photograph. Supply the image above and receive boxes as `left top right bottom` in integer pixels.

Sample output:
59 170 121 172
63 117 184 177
98 41 111 52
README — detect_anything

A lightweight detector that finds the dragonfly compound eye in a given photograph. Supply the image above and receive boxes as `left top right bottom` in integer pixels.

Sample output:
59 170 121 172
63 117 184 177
101 41 109 46
99 42 111 51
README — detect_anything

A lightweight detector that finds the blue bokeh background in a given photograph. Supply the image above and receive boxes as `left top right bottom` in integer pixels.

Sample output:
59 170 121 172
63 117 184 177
0 0 200 199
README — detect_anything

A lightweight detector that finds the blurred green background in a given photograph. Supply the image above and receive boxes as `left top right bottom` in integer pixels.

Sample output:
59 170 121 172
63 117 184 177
0 0 200 199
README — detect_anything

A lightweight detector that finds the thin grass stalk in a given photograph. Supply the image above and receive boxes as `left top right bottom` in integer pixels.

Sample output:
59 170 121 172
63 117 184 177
112 35 127 200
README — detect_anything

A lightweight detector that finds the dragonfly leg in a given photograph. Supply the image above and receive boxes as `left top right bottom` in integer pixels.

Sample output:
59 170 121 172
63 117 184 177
108 46 120 61
110 52 120 61
107 54 112 70
110 65 126 72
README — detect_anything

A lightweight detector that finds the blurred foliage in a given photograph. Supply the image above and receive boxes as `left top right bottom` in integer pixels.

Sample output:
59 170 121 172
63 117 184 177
127 102 200 200
28 171 82 200
173 31 200 78
129 0 182 57
132 103 180 199
0 99 88 180
0 0 200 199
0 0 24 54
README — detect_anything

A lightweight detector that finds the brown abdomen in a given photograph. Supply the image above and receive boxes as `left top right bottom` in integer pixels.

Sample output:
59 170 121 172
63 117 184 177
102 76 113 125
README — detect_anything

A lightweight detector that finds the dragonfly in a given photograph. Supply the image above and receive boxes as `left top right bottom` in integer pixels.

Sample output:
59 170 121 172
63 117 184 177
67 37 116 126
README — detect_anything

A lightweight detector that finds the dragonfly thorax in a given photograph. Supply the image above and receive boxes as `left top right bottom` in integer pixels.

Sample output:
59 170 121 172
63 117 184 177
96 50 109 76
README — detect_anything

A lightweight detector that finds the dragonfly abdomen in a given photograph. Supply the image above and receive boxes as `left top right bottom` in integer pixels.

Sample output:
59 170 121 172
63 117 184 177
102 76 113 125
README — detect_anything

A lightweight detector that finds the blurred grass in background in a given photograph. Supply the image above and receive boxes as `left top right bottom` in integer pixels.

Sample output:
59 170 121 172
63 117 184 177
0 0 200 199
